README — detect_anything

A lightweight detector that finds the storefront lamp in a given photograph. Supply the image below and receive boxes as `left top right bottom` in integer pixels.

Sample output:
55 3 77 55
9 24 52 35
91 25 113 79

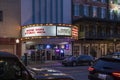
46 44 51 49
16 39 20 43
61 45 65 49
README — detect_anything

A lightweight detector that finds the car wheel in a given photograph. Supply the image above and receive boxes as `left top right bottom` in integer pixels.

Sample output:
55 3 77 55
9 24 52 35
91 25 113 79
72 62 76 66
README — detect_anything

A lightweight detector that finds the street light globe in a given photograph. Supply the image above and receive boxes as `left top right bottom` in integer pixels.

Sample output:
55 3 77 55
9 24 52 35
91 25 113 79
16 39 19 43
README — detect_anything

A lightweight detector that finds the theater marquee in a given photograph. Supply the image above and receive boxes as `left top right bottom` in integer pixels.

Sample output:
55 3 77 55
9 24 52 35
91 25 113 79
57 27 72 36
22 26 56 37
21 24 78 40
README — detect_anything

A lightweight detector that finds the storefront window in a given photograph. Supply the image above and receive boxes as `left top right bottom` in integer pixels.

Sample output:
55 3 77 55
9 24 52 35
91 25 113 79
73 46 79 56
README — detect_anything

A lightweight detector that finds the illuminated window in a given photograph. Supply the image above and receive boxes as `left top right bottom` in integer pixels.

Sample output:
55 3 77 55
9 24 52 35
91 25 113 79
110 0 114 4
110 0 118 4
118 8 120 20
110 9 114 19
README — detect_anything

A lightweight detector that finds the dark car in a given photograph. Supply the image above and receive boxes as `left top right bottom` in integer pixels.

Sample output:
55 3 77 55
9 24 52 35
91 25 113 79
105 52 120 58
88 56 120 80
0 51 74 80
62 55 94 66
0 51 34 80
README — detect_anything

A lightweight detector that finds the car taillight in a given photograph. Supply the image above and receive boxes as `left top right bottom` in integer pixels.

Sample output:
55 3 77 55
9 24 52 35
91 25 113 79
88 66 94 71
112 72 120 77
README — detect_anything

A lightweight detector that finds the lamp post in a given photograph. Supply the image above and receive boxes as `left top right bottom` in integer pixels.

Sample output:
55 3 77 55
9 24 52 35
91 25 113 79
16 39 19 44
16 38 20 57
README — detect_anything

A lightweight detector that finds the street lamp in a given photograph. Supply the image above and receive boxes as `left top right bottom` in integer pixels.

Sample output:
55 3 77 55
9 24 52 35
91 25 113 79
16 38 20 43
16 38 20 57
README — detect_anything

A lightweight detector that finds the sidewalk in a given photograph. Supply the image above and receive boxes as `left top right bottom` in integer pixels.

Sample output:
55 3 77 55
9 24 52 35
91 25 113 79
27 60 62 68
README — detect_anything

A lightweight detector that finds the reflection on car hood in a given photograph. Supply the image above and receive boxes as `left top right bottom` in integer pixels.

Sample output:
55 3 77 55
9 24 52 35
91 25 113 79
31 67 60 72
27 67 74 80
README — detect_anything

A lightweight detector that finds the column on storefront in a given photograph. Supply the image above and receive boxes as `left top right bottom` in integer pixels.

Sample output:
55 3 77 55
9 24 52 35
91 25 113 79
21 42 27 56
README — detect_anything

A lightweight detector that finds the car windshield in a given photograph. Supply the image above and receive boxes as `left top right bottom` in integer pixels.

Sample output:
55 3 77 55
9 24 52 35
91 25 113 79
77 55 93 60
94 58 120 70
69 56 75 60
64 56 76 61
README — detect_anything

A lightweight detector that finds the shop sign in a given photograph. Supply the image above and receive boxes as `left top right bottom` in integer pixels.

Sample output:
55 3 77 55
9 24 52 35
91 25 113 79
57 27 72 36
72 27 78 39
22 26 56 37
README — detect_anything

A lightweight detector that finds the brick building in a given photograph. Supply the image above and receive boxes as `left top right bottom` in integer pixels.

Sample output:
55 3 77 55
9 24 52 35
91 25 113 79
72 0 120 57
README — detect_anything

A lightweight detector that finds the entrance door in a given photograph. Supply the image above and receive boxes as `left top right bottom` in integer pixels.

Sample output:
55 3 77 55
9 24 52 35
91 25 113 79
45 50 52 61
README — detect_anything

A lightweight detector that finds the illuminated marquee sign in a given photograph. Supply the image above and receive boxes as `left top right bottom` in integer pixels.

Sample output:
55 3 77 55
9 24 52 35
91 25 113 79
57 27 72 36
22 26 56 37
72 27 78 39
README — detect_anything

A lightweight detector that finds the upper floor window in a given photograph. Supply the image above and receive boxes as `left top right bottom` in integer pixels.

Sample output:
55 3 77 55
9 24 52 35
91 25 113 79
101 7 106 19
93 6 97 17
110 0 118 4
110 9 114 19
117 27 120 35
118 0 120 4
0 11 3 21
118 8 120 20
84 5 89 17
101 0 106 3
73 4 80 16
114 0 118 4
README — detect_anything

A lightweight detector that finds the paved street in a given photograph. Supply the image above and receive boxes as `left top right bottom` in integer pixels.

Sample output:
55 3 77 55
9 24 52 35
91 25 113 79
28 60 89 80
49 66 89 80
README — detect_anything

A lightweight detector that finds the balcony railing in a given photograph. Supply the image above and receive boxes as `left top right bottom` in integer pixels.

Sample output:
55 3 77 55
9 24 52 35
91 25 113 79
79 32 120 39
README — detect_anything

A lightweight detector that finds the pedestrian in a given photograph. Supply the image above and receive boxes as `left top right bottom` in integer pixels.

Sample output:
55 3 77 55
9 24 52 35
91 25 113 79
24 53 27 66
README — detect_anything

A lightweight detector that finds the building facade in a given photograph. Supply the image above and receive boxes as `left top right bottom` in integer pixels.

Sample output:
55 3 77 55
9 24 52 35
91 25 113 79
72 0 120 58
0 0 76 60
20 0 78 61
0 0 21 57
0 0 120 59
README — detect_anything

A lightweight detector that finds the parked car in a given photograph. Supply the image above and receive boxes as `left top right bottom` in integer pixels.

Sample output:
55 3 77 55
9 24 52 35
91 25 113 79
105 52 120 58
0 51 74 80
88 56 120 80
62 55 94 66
